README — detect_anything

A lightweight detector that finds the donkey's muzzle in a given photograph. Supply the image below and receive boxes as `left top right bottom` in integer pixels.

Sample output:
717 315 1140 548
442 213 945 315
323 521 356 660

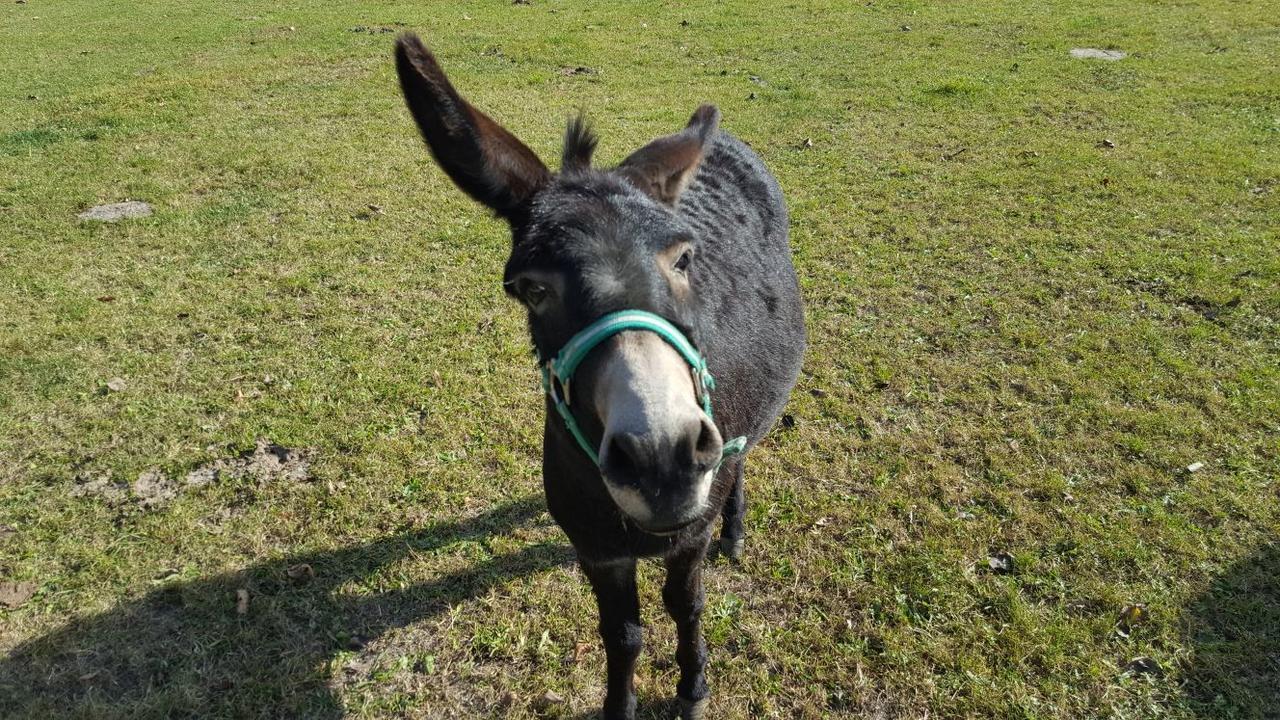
599 415 723 529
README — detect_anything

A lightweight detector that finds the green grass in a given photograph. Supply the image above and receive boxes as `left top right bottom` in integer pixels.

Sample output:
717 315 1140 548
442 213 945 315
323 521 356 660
1 0 1277 717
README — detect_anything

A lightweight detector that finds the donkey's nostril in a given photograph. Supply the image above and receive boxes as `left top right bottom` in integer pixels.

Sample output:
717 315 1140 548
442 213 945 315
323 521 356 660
691 416 723 469
601 432 644 485
695 420 715 454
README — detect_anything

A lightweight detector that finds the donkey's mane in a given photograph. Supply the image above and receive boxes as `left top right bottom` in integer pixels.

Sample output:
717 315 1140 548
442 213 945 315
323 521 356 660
561 113 598 175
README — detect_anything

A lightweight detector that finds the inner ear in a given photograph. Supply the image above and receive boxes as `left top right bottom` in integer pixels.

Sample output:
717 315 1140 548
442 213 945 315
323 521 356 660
617 105 720 206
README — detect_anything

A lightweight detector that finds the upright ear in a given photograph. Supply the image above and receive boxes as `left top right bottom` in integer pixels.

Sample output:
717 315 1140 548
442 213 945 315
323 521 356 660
395 34 550 222
617 104 720 206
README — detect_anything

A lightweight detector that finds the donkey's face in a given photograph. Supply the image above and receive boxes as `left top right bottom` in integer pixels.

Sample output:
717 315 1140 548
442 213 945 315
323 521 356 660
396 35 724 532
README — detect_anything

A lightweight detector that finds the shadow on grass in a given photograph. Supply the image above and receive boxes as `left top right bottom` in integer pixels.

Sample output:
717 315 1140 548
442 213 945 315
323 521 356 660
0 496 575 719
1183 541 1279 718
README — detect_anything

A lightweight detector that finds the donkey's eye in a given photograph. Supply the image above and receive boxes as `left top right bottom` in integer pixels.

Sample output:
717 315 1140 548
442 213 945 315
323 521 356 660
673 250 693 273
522 281 549 307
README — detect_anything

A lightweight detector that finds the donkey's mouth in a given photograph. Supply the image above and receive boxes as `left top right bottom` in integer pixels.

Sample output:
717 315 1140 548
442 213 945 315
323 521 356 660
633 513 702 537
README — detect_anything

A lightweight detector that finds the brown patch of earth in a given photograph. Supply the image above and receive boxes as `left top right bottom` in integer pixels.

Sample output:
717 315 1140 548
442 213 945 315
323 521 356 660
70 439 315 509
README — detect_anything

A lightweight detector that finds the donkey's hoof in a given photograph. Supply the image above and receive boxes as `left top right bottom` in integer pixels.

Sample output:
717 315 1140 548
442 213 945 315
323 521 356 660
679 696 709 720
718 536 744 562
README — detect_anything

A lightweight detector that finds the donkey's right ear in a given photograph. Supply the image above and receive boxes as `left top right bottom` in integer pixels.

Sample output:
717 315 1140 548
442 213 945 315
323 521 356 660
395 34 550 223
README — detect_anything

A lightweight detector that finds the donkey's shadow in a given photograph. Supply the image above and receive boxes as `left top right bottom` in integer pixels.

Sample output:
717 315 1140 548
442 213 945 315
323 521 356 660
0 496 574 719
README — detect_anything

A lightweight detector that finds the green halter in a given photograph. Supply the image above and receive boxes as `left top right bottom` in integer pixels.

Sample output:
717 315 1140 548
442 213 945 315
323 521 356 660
540 310 748 466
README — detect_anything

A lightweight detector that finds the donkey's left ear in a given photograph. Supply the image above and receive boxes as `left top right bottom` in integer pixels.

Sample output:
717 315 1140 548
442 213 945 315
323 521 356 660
617 104 719 206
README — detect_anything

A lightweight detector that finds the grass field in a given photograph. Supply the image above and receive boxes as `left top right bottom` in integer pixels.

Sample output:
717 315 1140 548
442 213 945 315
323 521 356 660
2 0 1277 718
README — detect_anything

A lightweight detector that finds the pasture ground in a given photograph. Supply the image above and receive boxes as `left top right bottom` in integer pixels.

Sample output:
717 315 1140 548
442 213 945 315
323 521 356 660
1 1 1277 718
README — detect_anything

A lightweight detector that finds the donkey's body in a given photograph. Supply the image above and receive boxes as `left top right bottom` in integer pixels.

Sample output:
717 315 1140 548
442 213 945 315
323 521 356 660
394 35 803 719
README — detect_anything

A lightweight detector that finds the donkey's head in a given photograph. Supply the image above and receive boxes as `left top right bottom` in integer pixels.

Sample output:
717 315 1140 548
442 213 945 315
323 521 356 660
396 35 724 533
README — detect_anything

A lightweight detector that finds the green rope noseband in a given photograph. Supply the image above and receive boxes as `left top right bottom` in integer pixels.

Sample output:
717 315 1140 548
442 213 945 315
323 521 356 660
540 310 748 467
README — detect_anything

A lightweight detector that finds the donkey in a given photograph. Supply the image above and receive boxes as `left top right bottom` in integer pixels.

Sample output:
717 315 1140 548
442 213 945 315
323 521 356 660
394 34 805 720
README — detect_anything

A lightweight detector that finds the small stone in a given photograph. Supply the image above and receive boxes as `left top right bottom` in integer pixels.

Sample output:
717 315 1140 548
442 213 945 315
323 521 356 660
105 377 127 392
77 201 152 222
235 588 250 615
1124 656 1163 677
987 552 1015 574
1070 48 1126 61
1186 461 1205 473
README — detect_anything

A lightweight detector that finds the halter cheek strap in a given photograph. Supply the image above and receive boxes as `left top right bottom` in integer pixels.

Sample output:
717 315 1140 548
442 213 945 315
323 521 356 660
540 310 748 467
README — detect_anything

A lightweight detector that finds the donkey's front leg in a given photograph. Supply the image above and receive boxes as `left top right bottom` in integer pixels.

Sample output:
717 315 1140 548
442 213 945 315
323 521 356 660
663 543 711 720
718 458 747 561
582 558 643 720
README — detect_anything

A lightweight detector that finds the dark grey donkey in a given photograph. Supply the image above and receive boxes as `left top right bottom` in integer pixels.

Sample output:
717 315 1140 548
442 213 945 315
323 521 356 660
394 34 805 720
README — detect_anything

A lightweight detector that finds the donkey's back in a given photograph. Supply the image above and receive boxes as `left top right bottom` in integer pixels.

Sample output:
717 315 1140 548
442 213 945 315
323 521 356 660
679 133 805 449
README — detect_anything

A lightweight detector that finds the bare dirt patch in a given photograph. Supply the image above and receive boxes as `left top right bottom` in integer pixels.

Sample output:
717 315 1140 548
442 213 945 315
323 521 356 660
1070 48 1127 61
70 439 314 509
76 201 152 222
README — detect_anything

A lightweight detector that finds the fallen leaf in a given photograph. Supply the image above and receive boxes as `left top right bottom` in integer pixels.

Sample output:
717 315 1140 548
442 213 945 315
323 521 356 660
0 581 36 609
1115 603 1148 635
535 689 564 712
499 691 519 708
286 563 315 583
809 388 828 398
1098 138 1116 149
96 295 115 302
235 588 250 615
781 414 796 428
799 138 813 149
